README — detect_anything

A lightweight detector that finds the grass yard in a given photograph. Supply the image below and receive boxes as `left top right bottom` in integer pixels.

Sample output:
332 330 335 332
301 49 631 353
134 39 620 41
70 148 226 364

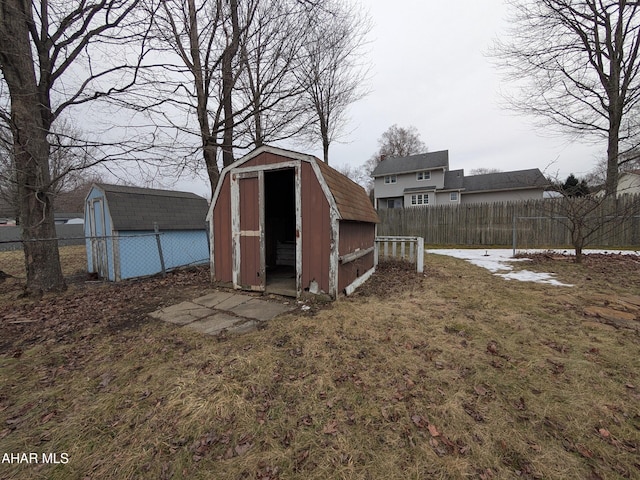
0 247 639 479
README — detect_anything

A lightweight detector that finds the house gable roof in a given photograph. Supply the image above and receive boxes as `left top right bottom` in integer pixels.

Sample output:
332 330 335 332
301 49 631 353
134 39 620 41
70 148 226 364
462 169 548 193
444 169 465 190
371 150 449 177
93 183 208 231
211 145 378 224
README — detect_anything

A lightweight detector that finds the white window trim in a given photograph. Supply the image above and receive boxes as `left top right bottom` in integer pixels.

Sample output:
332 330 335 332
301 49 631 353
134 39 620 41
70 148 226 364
416 171 431 181
384 175 397 184
450 192 458 201
410 193 429 205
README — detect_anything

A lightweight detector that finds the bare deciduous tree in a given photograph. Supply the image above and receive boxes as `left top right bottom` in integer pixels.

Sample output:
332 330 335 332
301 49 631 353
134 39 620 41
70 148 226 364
236 0 316 148
492 0 640 197
470 167 502 176
149 0 262 191
297 0 371 164
0 0 153 294
0 119 102 220
541 174 640 262
363 124 427 192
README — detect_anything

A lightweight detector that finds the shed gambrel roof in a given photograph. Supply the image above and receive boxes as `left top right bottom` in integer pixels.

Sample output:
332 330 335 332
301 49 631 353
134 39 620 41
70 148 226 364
371 150 449 177
93 183 208 231
313 158 379 224
462 169 548 193
212 145 378 224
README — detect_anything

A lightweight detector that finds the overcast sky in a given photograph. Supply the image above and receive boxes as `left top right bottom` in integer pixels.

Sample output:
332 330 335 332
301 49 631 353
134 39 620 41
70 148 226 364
177 0 604 196
316 0 604 175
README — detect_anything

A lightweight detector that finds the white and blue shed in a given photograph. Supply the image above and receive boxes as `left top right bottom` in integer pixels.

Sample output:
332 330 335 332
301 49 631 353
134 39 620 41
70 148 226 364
84 183 209 281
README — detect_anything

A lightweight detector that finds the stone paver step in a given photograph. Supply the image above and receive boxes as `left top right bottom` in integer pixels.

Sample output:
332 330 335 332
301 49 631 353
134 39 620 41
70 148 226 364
149 292 295 336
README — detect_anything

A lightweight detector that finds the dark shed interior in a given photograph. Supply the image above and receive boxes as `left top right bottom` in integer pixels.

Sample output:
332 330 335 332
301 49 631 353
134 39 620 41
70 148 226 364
264 168 296 294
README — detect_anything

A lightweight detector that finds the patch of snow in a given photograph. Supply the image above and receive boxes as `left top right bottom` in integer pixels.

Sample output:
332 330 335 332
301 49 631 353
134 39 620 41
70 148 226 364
495 270 573 287
424 248 636 287
427 249 530 273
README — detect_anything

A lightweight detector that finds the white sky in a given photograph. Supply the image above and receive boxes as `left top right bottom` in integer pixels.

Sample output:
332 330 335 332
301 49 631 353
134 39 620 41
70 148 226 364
174 0 605 196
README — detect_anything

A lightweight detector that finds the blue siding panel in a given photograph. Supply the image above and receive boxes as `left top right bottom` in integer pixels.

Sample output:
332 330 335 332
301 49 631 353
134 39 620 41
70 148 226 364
118 230 209 280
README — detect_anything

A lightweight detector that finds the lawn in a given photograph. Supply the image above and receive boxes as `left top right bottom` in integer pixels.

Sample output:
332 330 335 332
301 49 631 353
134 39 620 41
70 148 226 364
0 247 639 479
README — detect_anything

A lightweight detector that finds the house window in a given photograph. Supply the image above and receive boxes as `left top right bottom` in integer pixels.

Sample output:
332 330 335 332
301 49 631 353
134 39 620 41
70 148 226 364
450 192 458 201
387 199 397 209
416 171 431 181
384 175 397 184
411 194 429 205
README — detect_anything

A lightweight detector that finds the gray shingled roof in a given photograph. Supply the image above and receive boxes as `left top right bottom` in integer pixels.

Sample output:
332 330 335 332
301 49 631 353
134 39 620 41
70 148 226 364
444 169 465 190
462 169 548 193
96 183 208 231
371 150 449 177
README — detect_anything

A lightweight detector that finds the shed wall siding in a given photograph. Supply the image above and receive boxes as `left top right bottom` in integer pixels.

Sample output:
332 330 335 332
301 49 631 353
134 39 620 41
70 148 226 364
84 186 116 280
213 174 233 283
337 221 375 293
301 161 331 294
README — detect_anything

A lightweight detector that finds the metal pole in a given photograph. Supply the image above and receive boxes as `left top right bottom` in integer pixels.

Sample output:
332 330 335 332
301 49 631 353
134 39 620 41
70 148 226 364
512 215 517 257
154 222 166 277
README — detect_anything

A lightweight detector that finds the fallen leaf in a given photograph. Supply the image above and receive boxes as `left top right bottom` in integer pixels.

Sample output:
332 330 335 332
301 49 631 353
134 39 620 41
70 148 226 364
99 373 114 389
411 414 427 428
474 385 488 396
576 444 593 458
487 341 499 355
428 423 440 437
322 420 338 435
234 442 252 456
40 411 55 424
299 415 313 427
598 428 610 438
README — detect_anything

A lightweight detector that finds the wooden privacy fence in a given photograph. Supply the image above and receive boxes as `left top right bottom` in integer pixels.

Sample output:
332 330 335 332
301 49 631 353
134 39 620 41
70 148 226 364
374 236 424 273
377 195 640 249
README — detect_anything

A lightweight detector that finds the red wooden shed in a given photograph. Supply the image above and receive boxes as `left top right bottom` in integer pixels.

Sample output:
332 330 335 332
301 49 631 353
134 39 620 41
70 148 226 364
206 145 379 298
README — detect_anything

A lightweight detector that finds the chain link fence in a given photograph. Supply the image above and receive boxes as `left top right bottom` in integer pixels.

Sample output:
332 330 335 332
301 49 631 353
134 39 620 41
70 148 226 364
0 230 210 281
86 232 209 281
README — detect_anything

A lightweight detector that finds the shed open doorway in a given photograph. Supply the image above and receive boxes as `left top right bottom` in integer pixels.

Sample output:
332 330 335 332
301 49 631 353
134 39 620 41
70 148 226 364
264 168 296 296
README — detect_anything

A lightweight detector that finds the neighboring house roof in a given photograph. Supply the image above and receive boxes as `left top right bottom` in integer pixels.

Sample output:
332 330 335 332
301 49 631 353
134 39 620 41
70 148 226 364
444 169 465 190
462 169 548 193
92 183 209 231
371 150 449 177
404 185 437 193
314 158 379 224
55 212 83 221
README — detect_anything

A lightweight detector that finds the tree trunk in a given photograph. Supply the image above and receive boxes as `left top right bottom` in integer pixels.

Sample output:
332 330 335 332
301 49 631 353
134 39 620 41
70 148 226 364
572 223 584 264
605 97 621 197
203 140 220 194
0 0 66 294
185 0 220 195
222 0 240 168
320 116 329 163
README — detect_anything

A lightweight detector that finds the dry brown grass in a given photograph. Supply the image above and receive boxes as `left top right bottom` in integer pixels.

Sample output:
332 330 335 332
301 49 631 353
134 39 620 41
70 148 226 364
0 244 86 279
0 251 639 479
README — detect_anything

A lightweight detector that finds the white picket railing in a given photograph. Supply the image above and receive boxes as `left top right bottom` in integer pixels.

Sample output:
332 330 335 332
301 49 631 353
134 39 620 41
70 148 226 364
374 236 424 273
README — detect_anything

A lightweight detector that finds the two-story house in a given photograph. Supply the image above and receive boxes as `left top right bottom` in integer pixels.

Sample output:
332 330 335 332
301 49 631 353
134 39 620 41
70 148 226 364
372 150 548 209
